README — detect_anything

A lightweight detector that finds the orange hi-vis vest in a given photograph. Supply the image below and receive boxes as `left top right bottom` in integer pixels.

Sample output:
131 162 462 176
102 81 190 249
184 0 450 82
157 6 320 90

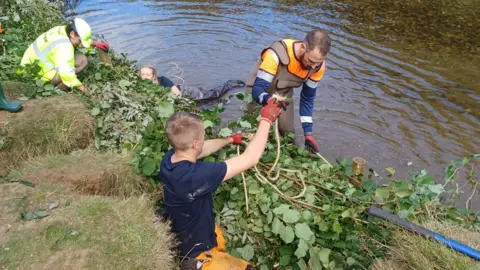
246 39 326 95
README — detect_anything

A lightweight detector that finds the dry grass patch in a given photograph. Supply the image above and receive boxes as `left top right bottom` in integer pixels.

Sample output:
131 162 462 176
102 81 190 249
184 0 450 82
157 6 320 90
8 150 151 197
0 94 94 176
371 220 480 270
0 182 176 270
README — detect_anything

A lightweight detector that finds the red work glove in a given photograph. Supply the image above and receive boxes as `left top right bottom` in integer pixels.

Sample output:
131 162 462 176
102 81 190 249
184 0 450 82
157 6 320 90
305 135 319 154
92 41 110 51
260 97 284 124
231 133 244 145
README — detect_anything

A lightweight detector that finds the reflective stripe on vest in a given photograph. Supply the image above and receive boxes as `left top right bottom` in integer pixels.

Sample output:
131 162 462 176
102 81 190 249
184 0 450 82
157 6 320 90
32 38 70 70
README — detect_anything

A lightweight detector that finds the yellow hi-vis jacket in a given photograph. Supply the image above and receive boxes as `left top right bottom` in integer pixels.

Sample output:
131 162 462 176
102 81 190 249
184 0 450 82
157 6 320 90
20 26 82 88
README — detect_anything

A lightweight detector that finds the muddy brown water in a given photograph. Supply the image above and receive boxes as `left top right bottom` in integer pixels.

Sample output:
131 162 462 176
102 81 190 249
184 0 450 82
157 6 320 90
72 0 479 209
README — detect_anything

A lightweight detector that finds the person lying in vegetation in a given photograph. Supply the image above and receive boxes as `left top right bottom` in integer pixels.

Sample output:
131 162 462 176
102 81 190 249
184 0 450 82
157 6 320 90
140 65 245 101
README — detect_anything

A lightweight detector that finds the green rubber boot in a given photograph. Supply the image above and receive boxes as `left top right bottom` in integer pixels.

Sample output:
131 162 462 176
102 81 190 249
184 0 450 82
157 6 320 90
0 83 22 113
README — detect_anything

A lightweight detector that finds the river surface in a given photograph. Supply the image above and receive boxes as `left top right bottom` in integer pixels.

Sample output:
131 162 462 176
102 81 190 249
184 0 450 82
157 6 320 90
70 0 479 207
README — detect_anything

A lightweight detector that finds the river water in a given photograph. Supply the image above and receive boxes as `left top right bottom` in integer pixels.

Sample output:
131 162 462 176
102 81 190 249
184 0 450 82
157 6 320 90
71 0 479 207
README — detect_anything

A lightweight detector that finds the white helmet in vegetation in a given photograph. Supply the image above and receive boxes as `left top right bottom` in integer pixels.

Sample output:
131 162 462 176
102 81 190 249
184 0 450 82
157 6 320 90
73 18 92 48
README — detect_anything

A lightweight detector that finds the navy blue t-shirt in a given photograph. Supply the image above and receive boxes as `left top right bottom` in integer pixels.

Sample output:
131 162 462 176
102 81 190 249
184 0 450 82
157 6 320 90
159 149 227 258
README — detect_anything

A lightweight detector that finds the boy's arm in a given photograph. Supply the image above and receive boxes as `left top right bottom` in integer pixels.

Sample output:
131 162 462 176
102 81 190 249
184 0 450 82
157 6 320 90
223 99 284 181
197 138 233 159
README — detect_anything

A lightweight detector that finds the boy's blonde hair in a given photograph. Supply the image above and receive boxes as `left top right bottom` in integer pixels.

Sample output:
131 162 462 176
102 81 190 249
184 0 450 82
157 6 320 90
165 112 203 151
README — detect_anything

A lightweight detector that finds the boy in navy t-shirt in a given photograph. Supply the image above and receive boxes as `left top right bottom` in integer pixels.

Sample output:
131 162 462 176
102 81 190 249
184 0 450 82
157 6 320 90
160 98 284 270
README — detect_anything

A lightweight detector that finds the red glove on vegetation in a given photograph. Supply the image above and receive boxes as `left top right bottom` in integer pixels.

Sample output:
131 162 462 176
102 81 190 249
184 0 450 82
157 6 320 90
231 133 244 145
260 97 285 124
305 135 320 154
93 41 110 51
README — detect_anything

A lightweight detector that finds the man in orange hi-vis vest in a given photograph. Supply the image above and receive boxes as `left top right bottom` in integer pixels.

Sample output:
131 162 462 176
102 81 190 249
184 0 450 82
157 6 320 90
246 30 331 154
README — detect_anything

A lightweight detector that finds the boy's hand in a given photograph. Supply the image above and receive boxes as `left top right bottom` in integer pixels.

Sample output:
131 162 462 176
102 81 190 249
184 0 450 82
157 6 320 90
260 97 285 124
231 133 244 145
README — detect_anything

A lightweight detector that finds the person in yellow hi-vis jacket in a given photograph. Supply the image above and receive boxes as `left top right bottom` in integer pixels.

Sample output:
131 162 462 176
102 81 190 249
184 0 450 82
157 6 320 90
20 18 109 94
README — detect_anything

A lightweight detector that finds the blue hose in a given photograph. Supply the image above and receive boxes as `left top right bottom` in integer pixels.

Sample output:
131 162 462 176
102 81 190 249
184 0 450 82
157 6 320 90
368 207 480 261
433 233 480 261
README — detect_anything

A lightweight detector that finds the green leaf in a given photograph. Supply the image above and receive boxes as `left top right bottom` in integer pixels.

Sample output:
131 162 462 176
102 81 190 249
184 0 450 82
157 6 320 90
318 222 329 232
273 204 290 215
272 217 283 235
472 154 480 160
320 164 331 173
345 188 356 197
91 107 101 116
240 244 254 261
13 13 20 22
295 223 314 241
18 180 35 187
157 101 174 118
119 79 132 88
20 210 49 221
305 194 315 204
375 187 390 199
279 246 294 256
428 184 444 194
318 248 331 265
279 225 295 244
35 79 44 87
203 120 213 129
398 210 410 219
267 211 273 224
332 221 342 233
279 255 291 266
230 187 239 195
218 128 233 137
239 121 252 129
386 167 396 176
248 182 261 194
252 226 263 233
341 209 351 218
347 257 356 266
309 248 323 270
44 84 54 91
395 189 413 198
95 73 102 80
283 209 301 223
294 239 309 258
301 210 312 221
297 259 309 270
142 159 157 176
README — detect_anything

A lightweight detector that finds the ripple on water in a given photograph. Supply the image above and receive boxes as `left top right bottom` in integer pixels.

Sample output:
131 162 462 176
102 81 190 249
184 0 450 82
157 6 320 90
73 0 479 208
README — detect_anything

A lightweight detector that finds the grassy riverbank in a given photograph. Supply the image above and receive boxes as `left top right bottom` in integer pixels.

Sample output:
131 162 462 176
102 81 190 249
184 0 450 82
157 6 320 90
1 0 479 269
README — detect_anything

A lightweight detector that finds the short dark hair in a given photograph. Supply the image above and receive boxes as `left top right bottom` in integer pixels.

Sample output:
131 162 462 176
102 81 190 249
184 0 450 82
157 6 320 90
165 112 203 151
304 29 331 55
66 23 79 37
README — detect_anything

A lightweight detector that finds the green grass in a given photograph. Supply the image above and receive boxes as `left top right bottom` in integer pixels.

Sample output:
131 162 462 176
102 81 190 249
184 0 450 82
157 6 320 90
0 94 94 176
2 81 37 100
8 150 151 197
371 220 480 270
0 183 175 269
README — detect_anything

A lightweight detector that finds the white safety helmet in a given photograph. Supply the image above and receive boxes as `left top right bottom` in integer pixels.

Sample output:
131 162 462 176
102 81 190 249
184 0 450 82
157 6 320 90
73 18 92 48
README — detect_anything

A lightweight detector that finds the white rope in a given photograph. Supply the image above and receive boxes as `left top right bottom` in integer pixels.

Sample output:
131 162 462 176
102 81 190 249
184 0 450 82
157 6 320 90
166 62 185 86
